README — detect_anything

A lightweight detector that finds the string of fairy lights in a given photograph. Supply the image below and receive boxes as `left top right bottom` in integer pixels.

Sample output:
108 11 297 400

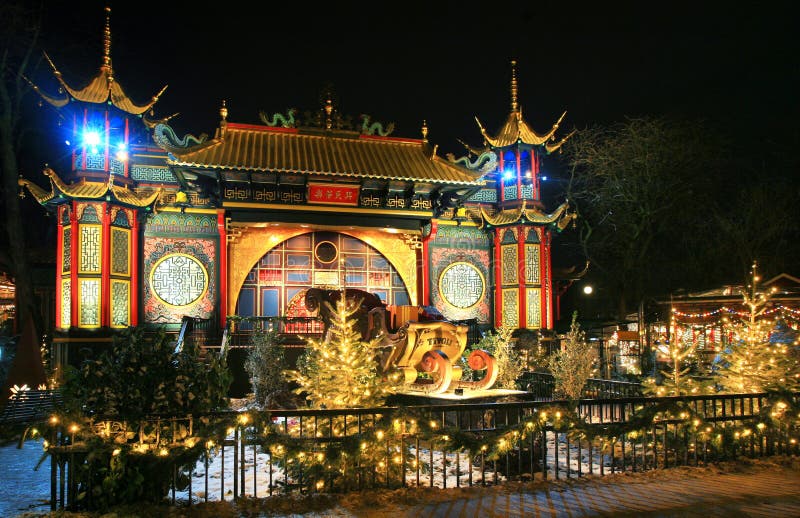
670 304 800 332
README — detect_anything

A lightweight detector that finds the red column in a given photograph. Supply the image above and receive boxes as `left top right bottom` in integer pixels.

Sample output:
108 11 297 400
533 150 540 200
540 231 551 329
217 211 228 328
104 111 110 174
498 153 505 203
101 203 110 327
515 149 522 199
494 227 502 328
518 226 527 329
421 220 438 306
130 211 139 326
123 118 130 178
70 203 79 327
55 207 64 329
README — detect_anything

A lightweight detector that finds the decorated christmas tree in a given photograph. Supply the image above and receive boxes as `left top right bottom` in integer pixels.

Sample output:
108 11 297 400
286 293 392 408
717 262 800 393
643 337 713 396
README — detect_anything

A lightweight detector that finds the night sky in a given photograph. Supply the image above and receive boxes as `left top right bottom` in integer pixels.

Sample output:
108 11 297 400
35 1 798 162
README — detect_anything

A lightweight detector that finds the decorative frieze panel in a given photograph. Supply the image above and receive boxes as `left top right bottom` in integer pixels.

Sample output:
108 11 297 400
84 152 106 171
501 245 518 285
359 192 382 208
520 184 534 199
526 288 541 328
150 253 209 307
467 189 497 203
524 244 540 284
502 289 519 328
504 185 517 200
144 213 217 236
131 165 177 183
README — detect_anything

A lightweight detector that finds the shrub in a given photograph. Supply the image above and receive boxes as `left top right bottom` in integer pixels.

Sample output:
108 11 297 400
546 313 597 400
244 326 287 407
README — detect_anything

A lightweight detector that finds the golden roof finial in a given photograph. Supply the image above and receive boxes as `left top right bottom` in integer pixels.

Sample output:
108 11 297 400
510 59 518 113
421 120 428 142
220 99 228 121
102 6 112 71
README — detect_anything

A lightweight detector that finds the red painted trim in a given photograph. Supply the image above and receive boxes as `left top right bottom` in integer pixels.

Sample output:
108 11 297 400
227 122 298 133
81 109 87 170
124 118 130 178
217 211 228 328
541 231 551 329
518 226 526 329
130 211 139 326
70 203 79 328
104 111 110 174
421 220 438 306
516 149 522 200
494 228 502 328
101 203 110 327
55 208 64 329
498 154 505 202
546 232 553 328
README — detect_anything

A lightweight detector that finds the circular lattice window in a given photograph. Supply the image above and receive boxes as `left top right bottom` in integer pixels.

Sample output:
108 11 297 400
438 262 485 309
150 253 209 307
314 241 339 264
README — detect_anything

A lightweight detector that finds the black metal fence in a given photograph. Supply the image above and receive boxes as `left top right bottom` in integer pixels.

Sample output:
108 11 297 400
44 391 799 510
520 371 643 399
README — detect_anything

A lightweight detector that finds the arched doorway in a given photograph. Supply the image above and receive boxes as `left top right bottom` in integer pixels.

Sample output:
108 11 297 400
235 231 411 319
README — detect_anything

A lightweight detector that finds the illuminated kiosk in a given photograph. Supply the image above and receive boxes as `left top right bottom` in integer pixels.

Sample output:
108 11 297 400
20 9 578 391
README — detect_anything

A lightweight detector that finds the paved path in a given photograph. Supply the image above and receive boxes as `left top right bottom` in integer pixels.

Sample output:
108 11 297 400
396 466 800 517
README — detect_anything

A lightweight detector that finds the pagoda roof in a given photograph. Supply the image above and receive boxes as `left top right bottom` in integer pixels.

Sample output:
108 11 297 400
474 61 575 152
19 167 162 208
28 7 167 116
479 200 575 229
166 122 485 186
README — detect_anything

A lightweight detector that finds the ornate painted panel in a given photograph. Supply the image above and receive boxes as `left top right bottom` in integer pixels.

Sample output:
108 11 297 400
143 237 216 323
111 280 130 328
150 254 209 307
526 288 542 328
111 228 130 276
79 279 100 327
62 227 71 273
429 225 491 323
524 244 540 284
60 279 71 329
501 245 518 285
79 225 101 273
438 262 485 309
502 288 519 328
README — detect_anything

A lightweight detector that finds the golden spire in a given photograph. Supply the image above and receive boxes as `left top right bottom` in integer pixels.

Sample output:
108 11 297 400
220 99 228 122
510 59 518 113
102 6 112 71
421 120 428 142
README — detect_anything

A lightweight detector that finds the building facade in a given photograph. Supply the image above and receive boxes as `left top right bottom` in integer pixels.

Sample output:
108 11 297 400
20 9 577 364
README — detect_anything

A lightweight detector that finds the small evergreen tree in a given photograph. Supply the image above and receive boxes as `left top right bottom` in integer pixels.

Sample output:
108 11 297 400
546 312 597 400
286 295 391 408
717 263 800 393
473 326 522 389
643 338 713 396
244 324 287 408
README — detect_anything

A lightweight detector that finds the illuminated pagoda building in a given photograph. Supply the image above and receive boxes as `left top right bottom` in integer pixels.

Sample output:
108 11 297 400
20 9 577 373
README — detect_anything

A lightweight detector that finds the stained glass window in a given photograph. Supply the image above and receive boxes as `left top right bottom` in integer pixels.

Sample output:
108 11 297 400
151 253 209 307
526 288 541 328
111 280 129 327
525 244 540 284
79 279 100 327
62 227 71 273
79 225 101 273
111 228 129 276
439 262 485 309
501 245 518 285
502 289 519 328
60 279 71 328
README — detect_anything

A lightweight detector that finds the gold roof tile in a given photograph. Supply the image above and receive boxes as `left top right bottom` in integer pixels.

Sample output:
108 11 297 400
18 167 161 208
479 200 572 228
167 124 485 186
